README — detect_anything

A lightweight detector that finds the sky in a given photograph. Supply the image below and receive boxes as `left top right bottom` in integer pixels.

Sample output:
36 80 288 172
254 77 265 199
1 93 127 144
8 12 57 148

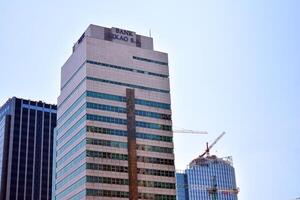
1 0 300 199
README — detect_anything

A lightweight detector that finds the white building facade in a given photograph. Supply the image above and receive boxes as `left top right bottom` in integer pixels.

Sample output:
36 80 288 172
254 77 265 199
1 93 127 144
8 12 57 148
53 25 176 200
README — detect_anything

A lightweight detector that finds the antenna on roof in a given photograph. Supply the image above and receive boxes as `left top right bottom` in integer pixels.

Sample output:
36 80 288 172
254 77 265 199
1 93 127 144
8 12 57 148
149 29 152 37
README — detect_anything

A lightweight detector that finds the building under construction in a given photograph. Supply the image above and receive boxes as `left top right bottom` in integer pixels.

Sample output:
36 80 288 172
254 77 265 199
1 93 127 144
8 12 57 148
176 132 239 200
176 155 238 200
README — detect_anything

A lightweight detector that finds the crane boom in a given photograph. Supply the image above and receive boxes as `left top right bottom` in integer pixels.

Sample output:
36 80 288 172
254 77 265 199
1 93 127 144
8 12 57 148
173 129 208 134
208 132 226 150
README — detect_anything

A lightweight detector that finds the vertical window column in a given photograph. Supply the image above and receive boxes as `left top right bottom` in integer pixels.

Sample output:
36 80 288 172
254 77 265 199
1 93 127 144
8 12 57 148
25 108 36 199
41 111 50 199
0 115 11 200
33 110 43 199
17 106 29 199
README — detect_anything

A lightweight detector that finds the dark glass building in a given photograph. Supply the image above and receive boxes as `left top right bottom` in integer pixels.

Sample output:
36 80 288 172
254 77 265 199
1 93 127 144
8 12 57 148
0 97 57 200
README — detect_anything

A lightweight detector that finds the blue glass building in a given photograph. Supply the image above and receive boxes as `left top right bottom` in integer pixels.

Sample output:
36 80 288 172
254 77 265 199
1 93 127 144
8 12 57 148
176 156 238 200
176 171 189 200
0 97 57 200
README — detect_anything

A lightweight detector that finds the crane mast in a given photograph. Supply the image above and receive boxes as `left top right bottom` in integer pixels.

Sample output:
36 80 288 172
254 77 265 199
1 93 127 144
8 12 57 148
199 132 226 158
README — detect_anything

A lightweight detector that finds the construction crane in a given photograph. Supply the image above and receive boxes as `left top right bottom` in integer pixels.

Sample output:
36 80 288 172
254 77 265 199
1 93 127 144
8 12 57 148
173 128 208 135
175 131 238 200
207 175 239 200
177 179 239 200
199 131 226 158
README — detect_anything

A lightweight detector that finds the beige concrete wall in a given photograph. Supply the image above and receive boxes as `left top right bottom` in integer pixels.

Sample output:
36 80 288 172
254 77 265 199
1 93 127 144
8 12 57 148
55 24 176 199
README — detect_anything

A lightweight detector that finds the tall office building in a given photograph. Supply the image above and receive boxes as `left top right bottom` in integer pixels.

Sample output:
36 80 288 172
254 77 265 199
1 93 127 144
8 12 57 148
53 25 176 199
176 156 238 200
175 171 189 200
0 97 57 200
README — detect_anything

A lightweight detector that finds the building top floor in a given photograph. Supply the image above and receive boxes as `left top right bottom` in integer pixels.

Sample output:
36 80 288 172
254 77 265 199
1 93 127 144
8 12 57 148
189 155 234 168
0 97 57 119
73 24 154 52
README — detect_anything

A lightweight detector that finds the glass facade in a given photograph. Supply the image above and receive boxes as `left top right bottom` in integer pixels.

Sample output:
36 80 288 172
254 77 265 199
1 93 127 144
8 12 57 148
176 156 238 200
176 172 189 200
0 97 57 200
0 117 5 190
0 99 12 200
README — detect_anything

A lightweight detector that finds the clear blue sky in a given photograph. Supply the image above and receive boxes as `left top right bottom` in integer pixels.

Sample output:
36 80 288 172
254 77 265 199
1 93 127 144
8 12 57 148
1 0 299 199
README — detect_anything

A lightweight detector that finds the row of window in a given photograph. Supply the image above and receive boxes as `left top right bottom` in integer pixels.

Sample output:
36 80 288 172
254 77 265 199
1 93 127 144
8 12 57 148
86 150 128 160
86 176 128 185
86 189 128 198
138 168 175 177
87 163 175 177
87 60 168 78
56 164 85 189
57 127 85 156
87 101 125 113
87 102 171 120
56 152 85 178
56 163 175 190
136 121 172 131
86 189 176 200
86 150 174 165
58 103 172 153
87 114 126 125
69 190 85 200
133 56 168 66
138 180 175 189
86 125 172 142
87 125 127 136
87 76 169 94
86 175 175 189
57 92 85 125
59 68 170 113
55 177 85 200
57 115 85 145
57 116 172 159
137 156 174 165
86 90 171 109
56 90 172 153
58 78 86 109
140 193 176 200
135 98 170 109
86 137 173 154
87 163 128 172
57 103 85 134
60 62 85 90
137 144 173 154
86 138 127 149
136 109 171 120
136 132 172 142
86 114 172 131
56 140 85 167
22 103 57 113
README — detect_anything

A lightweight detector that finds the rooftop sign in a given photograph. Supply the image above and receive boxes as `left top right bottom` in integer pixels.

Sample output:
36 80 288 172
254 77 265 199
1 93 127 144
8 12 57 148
111 27 136 45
